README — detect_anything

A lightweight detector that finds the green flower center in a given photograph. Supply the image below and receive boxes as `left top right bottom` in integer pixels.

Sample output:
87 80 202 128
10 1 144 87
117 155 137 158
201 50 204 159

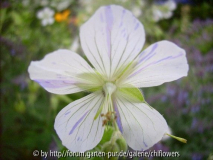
103 82 117 95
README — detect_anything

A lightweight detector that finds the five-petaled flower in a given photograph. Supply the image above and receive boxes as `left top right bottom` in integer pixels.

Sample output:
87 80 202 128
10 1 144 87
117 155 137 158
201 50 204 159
37 7 55 26
28 5 188 152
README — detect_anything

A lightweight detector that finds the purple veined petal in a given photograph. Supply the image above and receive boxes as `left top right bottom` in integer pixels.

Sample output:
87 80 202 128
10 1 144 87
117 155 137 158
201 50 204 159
28 49 97 94
34 79 75 89
123 41 189 88
69 110 90 135
129 52 184 79
105 6 113 57
54 91 105 152
115 94 169 151
80 5 145 79
138 43 158 63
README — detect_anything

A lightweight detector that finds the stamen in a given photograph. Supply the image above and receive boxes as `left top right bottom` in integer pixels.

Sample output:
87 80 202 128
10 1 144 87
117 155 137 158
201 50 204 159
101 111 117 126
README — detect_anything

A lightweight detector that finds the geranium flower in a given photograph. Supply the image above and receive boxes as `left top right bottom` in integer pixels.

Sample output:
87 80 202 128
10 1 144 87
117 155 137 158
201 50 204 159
28 5 188 152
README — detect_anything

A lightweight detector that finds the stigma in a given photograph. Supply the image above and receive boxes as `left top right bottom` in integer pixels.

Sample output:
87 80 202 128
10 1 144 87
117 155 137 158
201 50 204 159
103 82 116 95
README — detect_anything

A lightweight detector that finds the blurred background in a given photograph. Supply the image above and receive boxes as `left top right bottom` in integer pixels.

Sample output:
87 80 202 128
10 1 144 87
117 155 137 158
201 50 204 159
0 0 213 160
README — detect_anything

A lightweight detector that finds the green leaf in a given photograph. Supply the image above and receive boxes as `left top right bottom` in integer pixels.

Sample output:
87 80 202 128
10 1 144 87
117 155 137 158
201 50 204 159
118 86 145 103
0 8 7 32
11 11 23 25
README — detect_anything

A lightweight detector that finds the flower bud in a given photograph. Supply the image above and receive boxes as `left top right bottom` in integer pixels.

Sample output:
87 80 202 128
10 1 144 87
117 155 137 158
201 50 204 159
116 135 128 152
102 141 120 160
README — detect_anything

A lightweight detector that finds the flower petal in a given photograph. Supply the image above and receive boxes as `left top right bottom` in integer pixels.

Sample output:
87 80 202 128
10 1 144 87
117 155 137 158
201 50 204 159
54 91 105 152
115 94 169 151
80 5 145 79
28 49 96 94
123 41 189 88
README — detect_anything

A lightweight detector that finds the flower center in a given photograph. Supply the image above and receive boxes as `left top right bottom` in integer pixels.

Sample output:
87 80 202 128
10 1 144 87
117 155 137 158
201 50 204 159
103 82 116 95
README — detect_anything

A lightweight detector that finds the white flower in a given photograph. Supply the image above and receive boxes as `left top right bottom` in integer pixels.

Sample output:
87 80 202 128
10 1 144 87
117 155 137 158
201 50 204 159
152 9 164 22
164 11 173 19
163 0 176 19
37 7 55 26
165 0 177 11
132 6 142 17
49 0 71 11
152 0 177 21
56 1 72 11
28 5 188 152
